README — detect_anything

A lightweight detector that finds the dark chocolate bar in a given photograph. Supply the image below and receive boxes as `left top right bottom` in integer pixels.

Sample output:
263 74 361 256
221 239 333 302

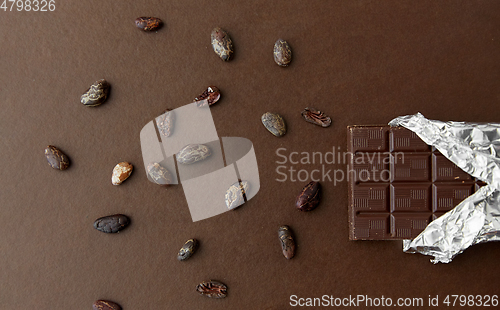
348 125 482 240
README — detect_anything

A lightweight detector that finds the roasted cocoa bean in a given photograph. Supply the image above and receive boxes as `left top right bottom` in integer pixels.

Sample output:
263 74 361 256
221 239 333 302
194 86 221 107
176 144 211 164
155 109 175 137
135 17 163 31
225 180 249 210
93 214 130 233
147 162 174 186
261 112 286 137
273 39 292 66
296 181 322 211
177 238 199 261
196 280 227 298
211 28 233 61
81 79 110 107
92 300 122 310
278 225 295 259
44 145 70 170
112 162 133 185
301 107 332 127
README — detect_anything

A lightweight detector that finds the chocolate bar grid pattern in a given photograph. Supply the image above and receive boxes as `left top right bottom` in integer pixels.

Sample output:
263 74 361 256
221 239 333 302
348 126 482 240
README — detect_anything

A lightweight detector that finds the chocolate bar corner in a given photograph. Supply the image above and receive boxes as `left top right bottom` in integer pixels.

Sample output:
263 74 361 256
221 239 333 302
347 125 482 240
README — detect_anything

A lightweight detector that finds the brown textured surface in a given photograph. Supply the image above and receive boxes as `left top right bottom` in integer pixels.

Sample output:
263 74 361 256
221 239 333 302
348 126 482 240
1 1 499 309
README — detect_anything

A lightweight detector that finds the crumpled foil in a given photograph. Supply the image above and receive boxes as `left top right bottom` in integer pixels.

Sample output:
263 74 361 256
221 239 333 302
389 113 500 263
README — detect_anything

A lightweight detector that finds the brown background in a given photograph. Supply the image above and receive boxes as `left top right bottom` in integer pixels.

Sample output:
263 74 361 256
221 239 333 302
1 1 499 309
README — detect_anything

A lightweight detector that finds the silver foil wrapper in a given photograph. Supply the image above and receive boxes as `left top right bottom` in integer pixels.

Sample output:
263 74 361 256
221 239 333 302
389 113 500 263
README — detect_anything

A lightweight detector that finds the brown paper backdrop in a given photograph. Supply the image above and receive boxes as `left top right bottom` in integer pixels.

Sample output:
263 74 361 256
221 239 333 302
1 1 499 309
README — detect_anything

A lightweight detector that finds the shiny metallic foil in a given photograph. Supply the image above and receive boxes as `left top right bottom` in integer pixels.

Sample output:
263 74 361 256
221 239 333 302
389 113 500 263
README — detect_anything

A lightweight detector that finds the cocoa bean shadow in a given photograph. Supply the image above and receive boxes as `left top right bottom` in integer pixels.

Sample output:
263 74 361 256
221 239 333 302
292 229 299 259
229 35 236 61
